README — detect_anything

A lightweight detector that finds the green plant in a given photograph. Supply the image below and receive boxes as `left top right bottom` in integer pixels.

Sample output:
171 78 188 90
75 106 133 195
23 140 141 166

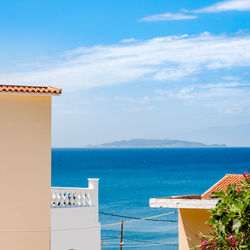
200 173 250 250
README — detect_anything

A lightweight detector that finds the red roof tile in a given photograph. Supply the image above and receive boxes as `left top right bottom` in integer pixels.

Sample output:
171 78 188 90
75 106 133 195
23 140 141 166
0 85 62 95
201 174 244 199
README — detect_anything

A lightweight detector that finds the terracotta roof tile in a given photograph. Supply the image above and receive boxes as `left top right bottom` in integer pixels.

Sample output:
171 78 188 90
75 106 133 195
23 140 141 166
0 85 62 95
201 174 244 199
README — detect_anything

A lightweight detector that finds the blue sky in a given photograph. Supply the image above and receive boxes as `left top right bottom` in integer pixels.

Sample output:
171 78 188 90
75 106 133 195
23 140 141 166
1 0 250 146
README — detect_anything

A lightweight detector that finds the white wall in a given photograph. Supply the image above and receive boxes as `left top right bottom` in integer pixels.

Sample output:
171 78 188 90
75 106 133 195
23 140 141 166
51 179 100 250
51 207 100 250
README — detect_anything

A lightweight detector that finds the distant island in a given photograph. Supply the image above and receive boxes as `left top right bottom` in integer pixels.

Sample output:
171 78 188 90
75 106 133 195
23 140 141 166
92 139 226 148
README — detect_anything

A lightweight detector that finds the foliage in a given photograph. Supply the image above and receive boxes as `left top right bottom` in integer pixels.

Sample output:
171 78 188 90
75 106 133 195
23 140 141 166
200 173 250 250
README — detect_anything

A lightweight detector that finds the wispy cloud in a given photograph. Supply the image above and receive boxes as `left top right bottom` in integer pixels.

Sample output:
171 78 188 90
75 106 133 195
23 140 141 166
79 96 108 105
157 82 250 99
127 105 155 113
194 0 250 13
156 82 250 113
139 12 197 22
114 95 150 104
139 1 250 22
113 96 153 112
1 32 250 90
120 38 137 43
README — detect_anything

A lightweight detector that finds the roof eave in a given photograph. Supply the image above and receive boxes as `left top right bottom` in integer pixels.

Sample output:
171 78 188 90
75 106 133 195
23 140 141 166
150 197 219 209
0 91 61 96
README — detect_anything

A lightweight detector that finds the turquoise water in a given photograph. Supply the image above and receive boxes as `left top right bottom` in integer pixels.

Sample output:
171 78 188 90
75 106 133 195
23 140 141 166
52 148 250 249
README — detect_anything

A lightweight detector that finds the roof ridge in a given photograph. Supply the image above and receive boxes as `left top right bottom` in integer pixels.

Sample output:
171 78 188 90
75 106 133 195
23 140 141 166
0 84 48 88
201 174 244 199
201 175 228 199
0 84 62 95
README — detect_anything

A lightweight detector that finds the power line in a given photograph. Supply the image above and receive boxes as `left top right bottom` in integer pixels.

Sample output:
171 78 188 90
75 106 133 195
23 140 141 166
54 210 177 231
0 211 177 232
101 211 178 249
124 237 178 245
101 241 178 248
102 241 178 246
103 239 178 246
101 236 119 240
99 211 177 222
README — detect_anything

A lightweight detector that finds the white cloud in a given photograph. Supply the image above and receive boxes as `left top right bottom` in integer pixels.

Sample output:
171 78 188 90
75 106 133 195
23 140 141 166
223 75 241 81
139 12 197 22
128 105 155 113
79 96 108 105
120 38 137 43
157 82 250 113
194 0 250 13
157 82 250 99
114 95 150 105
1 33 250 90
139 1 250 22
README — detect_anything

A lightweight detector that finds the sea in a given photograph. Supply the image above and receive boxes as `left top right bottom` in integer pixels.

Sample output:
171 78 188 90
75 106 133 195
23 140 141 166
52 148 250 250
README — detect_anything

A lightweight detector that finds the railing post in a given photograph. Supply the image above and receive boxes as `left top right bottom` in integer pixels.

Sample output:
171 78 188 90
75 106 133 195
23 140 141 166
88 178 99 211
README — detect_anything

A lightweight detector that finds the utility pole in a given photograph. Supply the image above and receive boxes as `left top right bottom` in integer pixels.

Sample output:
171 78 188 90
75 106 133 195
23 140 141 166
120 220 124 250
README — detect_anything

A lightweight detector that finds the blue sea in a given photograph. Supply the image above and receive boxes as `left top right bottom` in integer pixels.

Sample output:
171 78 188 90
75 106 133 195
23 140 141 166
52 148 250 249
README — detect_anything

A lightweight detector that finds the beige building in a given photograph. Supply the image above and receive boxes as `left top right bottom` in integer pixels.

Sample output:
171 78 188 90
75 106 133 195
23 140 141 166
0 85 61 250
0 84 101 250
150 174 244 250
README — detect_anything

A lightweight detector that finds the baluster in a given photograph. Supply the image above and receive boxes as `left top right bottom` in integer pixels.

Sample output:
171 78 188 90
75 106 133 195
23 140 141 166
86 192 92 206
84 193 88 206
79 192 82 206
55 192 60 207
69 192 75 206
51 188 95 208
59 192 65 206
51 192 56 207
80 192 85 206
73 192 76 205
68 192 72 205
65 191 69 206
75 192 80 206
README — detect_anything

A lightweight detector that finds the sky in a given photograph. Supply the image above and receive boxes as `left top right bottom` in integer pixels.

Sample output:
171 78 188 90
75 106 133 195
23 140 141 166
1 0 250 147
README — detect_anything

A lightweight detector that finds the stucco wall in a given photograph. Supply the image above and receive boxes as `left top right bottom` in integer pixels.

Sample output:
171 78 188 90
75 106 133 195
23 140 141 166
178 208 211 250
0 95 51 250
51 207 101 250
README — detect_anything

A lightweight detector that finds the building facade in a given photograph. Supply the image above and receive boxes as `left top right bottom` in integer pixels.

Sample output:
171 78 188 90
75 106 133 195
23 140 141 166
150 174 244 249
0 85 100 250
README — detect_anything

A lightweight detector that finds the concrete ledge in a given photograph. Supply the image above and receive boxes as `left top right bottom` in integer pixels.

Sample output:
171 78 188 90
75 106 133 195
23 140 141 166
150 198 219 209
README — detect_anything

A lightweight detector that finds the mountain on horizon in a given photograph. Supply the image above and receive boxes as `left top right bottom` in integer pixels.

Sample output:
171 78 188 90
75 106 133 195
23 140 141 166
95 138 226 148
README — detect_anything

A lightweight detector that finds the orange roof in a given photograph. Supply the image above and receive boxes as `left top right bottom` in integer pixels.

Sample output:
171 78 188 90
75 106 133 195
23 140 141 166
201 174 244 199
0 85 62 95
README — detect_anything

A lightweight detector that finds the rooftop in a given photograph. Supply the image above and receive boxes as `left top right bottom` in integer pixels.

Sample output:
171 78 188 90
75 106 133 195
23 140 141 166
201 174 244 199
150 174 245 209
0 85 62 95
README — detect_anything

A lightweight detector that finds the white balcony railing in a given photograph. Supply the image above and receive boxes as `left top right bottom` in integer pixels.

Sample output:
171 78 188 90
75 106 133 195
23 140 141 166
51 178 99 209
51 187 92 207
51 178 100 250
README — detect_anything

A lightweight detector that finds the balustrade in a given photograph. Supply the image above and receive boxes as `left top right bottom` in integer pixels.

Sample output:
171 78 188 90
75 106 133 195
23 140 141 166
51 187 92 208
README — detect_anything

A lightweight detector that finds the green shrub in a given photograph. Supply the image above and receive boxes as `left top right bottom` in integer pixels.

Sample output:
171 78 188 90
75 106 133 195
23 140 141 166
200 173 250 250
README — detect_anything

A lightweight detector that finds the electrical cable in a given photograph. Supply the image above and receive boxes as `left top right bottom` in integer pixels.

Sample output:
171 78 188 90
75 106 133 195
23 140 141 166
124 237 177 245
101 241 178 248
99 211 177 222
102 237 179 246
102 241 178 246
101 236 120 240
0 211 177 232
